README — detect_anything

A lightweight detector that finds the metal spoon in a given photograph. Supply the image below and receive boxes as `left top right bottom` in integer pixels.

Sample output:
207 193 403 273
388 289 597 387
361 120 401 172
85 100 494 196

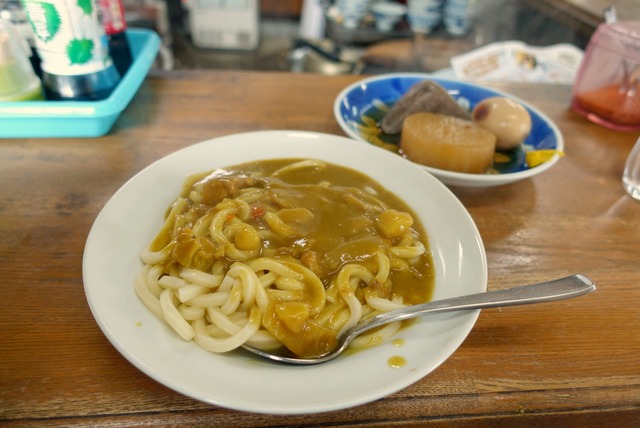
242 274 595 365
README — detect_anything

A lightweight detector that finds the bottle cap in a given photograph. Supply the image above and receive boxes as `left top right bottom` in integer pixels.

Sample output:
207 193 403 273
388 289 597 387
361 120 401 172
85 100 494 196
0 17 43 101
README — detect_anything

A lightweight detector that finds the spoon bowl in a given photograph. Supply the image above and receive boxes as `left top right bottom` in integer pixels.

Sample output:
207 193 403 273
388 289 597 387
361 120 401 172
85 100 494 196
242 274 595 365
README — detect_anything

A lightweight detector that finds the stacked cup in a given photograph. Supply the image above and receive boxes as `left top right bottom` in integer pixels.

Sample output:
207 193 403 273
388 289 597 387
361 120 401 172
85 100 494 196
337 0 372 29
371 2 407 32
407 0 444 33
443 0 475 35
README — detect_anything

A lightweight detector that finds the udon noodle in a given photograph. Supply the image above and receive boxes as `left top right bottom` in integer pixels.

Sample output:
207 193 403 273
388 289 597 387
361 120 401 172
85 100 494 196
135 158 435 358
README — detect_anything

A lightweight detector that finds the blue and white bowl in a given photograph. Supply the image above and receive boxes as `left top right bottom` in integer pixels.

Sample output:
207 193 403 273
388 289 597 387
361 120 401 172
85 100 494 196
333 73 564 187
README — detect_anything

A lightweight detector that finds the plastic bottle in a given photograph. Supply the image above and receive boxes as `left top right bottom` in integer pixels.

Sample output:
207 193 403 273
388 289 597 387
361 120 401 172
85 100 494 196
20 0 121 101
0 17 43 101
98 0 132 76
0 0 42 76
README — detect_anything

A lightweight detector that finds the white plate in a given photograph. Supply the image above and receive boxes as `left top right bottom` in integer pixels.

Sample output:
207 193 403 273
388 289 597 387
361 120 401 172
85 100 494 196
334 73 564 187
83 130 487 414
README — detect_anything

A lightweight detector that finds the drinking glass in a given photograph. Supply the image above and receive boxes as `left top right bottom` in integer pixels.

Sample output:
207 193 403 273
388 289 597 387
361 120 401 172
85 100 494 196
623 137 640 201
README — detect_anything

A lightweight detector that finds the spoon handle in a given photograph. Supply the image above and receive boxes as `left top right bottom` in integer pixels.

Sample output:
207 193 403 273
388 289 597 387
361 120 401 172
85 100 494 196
346 274 595 339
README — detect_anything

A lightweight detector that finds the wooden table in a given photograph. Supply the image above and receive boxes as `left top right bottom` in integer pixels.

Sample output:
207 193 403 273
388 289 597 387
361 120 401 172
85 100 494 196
1 70 639 427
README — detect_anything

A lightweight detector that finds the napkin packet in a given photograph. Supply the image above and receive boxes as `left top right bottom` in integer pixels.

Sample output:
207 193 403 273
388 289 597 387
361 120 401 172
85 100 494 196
450 41 584 84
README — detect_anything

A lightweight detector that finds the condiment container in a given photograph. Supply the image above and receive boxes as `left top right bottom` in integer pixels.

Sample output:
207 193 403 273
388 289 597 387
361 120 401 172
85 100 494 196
98 0 132 76
0 28 160 138
0 0 42 76
20 0 121 100
0 17 43 101
571 21 640 131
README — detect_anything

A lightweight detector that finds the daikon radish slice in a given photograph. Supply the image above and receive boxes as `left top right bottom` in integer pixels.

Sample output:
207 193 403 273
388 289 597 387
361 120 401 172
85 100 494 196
400 112 497 174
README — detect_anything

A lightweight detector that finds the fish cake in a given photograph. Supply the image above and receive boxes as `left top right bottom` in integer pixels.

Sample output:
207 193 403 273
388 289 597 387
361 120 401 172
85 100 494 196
381 80 471 134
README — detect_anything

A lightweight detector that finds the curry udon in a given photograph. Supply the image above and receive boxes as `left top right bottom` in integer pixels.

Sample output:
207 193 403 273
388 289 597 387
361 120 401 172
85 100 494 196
134 159 435 358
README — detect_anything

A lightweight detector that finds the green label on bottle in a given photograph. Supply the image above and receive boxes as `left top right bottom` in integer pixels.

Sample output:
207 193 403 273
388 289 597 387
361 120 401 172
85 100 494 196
76 0 93 15
28 1 61 42
21 0 113 76
67 38 94 64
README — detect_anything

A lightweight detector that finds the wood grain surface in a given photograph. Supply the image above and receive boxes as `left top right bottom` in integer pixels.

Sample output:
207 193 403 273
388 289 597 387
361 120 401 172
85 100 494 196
1 70 639 427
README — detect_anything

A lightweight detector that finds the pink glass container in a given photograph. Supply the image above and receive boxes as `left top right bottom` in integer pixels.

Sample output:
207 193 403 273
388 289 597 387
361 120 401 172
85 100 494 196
571 21 640 131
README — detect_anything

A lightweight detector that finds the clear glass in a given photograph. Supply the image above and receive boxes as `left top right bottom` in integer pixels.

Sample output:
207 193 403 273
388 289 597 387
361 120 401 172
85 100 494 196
623 137 640 201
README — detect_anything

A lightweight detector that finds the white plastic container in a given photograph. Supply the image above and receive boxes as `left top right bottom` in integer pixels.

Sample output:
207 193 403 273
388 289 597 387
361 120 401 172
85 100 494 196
185 0 259 50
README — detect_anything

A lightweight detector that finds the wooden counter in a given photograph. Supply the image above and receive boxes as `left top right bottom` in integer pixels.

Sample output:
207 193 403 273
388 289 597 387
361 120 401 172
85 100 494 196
1 70 639 427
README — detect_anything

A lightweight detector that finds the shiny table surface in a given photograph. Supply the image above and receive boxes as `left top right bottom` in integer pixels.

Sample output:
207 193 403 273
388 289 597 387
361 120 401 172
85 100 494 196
1 70 639 427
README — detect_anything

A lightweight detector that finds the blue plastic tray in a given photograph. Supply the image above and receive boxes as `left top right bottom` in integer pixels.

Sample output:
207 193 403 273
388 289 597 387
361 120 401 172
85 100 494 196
0 28 161 138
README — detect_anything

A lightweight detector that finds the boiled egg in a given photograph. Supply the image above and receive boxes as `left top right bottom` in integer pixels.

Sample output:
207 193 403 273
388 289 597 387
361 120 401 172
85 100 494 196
472 97 532 151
